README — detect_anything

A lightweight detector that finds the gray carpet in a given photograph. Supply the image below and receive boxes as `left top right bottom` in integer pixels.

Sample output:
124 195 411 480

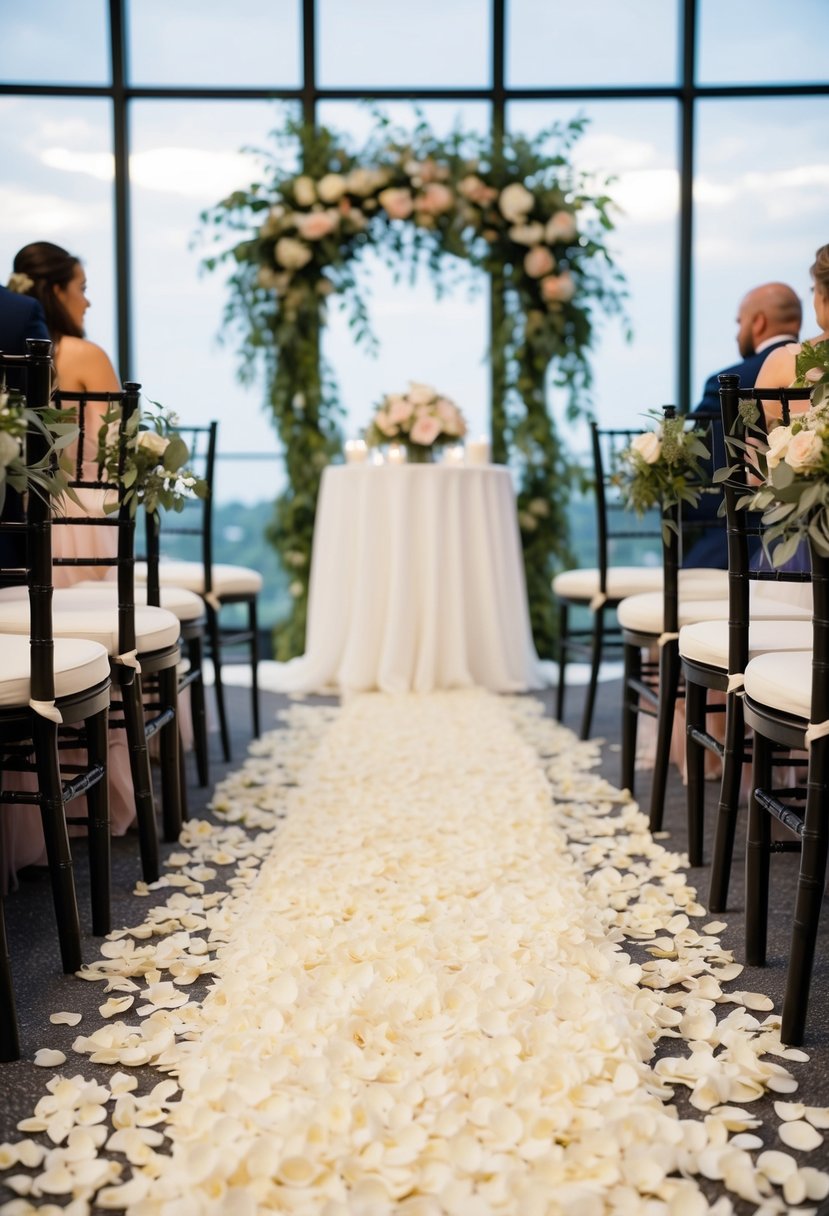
2 679 829 1200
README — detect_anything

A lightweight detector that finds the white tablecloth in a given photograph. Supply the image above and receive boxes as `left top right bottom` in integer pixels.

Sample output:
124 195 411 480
270 463 547 695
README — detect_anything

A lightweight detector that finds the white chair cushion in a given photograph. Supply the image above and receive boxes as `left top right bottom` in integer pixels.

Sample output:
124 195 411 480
0 590 181 657
70 580 206 623
679 618 813 670
0 634 110 709
618 587 813 637
134 559 263 598
744 650 812 721
552 566 728 604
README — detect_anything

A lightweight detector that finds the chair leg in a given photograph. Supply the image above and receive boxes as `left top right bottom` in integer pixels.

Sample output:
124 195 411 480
158 667 183 843
120 671 160 884
648 642 680 833
684 678 707 867
249 597 260 739
188 634 209 787
85 706 111 937
33 716 82 974
556 603 569 722
745 727 773 966
709 692 745 913
781 739 829 1045
579 606 604 741
0 892 19 1062
621 641 641 796
207 605 231 763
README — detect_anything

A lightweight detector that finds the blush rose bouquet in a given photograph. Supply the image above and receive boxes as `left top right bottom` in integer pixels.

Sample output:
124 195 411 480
365 382 467 461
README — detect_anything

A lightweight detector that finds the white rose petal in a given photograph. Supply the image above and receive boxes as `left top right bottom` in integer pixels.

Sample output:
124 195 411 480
33 1048 66 1068
779 1120 824 1151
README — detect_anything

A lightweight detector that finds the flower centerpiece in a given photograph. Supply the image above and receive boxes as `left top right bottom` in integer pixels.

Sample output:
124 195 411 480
616 408 710 540
744 339 829 566
365 382 466 463
96 398 207 516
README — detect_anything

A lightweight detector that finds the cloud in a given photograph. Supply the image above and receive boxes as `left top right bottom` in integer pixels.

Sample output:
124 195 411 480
0 185 109 235
42 147 114 181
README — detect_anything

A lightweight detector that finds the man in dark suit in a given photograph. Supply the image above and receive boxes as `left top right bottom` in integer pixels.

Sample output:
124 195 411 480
0 282 50 573
684 281 802 568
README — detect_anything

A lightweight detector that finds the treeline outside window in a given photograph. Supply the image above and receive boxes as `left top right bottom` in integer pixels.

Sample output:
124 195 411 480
1 0 827 626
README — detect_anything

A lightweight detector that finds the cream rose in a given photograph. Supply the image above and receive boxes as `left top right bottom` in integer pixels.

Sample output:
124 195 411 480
631 431 662 465
388 395 413 424
317 173 346 203
499 182 534 224
378 187 414 220
784 428 824 472
414 183 454 216
137 430 169 460
292 175 316 207
524 246 555 279
275 237 313 270
509 222 545 247
407 382 436 408
765 424 793 470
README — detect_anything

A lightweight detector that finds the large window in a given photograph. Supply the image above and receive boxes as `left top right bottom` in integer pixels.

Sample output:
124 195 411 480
1 3 827 489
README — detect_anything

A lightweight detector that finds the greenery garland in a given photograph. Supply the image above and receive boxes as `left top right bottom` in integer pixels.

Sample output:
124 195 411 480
202 111 626 659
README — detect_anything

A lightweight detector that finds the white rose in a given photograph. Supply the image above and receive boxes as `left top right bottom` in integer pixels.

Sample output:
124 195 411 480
498 182 534 224
631 431 662 465
292 175 317 207
317 173 346 203
0 431 20 469
407 382 436 407
784 429 824 472
765 424 792 470
137 430 169 459
275 237 313 270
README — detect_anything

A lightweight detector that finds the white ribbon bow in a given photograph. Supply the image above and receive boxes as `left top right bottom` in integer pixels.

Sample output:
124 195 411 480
29 699 63 724
115 649 142 673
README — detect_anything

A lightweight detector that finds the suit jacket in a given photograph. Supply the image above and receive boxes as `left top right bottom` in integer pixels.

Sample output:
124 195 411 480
0 286 50 573
683 337 798 569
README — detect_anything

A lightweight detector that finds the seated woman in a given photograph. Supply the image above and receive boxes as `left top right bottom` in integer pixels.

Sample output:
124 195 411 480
11 242 120 585
1 243 135 884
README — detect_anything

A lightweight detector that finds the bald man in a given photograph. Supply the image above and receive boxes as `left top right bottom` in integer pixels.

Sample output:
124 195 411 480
684 281 802 568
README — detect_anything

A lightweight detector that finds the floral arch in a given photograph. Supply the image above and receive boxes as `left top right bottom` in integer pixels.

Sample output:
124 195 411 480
202 112 626 659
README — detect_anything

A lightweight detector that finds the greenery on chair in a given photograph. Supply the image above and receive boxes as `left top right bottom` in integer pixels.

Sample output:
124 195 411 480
201 110 626 659
615 409 710 541
0 384 78 513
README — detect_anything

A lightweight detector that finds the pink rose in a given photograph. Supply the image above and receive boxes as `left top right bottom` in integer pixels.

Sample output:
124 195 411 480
524 246 556 279
804 367 824 383
458 175 498 206
409 413 442 446
414 183 454 215
540 271 576 303
295 210 339 240
436 398 465 437
388 395 413 424
545 210 578 244
378 187 414 220
785 429 824 472
373 410 398 438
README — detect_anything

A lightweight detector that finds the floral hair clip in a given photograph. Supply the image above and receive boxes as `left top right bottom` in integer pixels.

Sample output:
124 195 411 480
7 272 34 294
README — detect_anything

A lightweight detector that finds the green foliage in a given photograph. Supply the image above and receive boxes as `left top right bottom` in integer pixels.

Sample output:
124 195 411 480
0 385 78 513
616 411 710 541
200 109 627 659
96 398 208 518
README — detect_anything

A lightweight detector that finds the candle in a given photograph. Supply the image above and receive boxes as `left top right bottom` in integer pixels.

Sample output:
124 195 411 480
370 448 385 466
443 444 465 466
387 442 407 465
465 436 491 465
344 439 368 464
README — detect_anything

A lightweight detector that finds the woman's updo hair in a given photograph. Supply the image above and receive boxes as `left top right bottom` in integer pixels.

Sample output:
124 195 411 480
810 243 829 299
11 241 83 340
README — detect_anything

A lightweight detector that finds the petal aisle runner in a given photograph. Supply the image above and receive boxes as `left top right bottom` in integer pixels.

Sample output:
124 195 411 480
1 691 828 1215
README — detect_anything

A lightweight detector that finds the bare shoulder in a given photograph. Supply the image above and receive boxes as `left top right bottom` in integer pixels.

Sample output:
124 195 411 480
56 337 121 393
754 342 799 389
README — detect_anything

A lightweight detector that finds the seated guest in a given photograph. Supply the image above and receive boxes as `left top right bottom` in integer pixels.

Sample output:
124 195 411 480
0 279 50 574
683 281 802 568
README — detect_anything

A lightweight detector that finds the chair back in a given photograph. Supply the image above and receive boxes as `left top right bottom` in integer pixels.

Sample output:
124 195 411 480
718 374 813 678
53 385 141 658
589 422 662 592
142 421 216 596
0 339 56 705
